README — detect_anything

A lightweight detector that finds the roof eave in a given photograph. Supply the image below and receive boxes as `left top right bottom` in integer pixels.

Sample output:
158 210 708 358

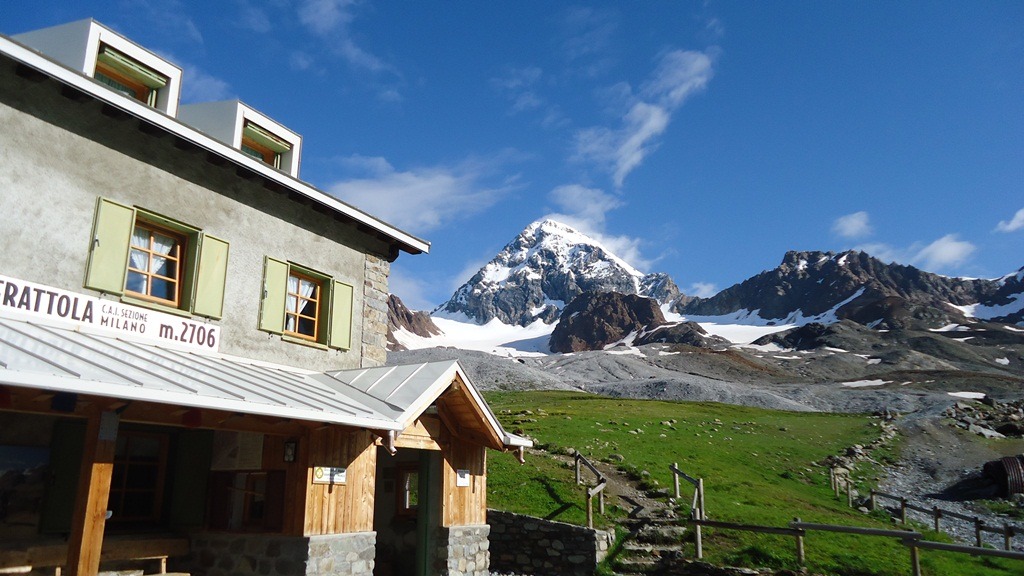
0 34 430 257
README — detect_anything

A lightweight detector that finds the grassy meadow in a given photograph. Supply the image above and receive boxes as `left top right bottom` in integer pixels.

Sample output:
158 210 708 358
484 391 1021 576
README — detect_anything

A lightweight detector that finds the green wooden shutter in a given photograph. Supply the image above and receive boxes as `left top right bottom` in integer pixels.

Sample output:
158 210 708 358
192 234 230 319
84 197 135 294
259 257 289 333
327 279 354 350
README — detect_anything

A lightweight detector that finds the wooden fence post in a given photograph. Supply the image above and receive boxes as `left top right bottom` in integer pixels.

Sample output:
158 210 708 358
831 467 839 497
909 541 921 576
1005 524 1012 551
975 518 983 548
575 453 581 485
900 497 908 524
698 478 706 520
933 506 941 533
795 517 805 566
599 490 605 515
870 490 877 511
586 492 593 529
847 480 854 508
693 508 703 560
673 463 680 499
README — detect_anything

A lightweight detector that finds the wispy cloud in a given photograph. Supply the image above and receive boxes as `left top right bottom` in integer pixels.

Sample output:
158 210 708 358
387 267 435 312
689 282 718 298
491 67 567 126
297 0 393 74
858 234 977 273
325 155 512 235
156 51 232 103
561 6 618 63
124 0 204 44
236 3 271 33
574 49 714 187
995 208 1024 233
542 184 652 270
832 211 873 239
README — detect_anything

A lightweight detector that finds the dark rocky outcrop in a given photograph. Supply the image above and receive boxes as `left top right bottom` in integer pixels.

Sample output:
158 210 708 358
386 294 441 351
635 321 729 348
549 292 665 353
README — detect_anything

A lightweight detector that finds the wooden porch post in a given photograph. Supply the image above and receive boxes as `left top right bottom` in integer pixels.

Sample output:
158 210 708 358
66 410 119 576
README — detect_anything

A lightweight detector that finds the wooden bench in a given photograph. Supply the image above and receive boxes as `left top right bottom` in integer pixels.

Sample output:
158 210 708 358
0 536 188 575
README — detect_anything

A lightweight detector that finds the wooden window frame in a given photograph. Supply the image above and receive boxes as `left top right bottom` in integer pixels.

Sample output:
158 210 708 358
126 219 187 308
108 431 169 525
240 137 281 169
284 269 323 342
94 61 153 104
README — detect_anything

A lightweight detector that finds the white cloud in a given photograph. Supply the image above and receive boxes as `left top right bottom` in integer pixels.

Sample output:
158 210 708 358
297 0 395 76
542 184 651 270
689 282 718 298
832 211 872 239
995 208 1024 233
574 49 714 187
858 234 977 272
912 234 977 271
325 156 509 235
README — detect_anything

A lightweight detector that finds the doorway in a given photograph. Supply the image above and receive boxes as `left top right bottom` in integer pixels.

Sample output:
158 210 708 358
372 448 441 576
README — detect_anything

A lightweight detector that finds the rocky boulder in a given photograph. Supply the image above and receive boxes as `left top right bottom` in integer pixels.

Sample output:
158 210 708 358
549 292 665 353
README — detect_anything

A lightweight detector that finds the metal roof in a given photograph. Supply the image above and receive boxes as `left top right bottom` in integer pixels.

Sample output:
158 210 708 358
0 33 429 257
0 317 530 447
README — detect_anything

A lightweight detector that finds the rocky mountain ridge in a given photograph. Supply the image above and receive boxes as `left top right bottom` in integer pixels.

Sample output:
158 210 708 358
434 219 680 326
674 250 1023 329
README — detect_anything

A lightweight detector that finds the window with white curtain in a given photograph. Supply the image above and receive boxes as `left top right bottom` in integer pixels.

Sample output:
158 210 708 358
126 221 184 306
284 270 321 340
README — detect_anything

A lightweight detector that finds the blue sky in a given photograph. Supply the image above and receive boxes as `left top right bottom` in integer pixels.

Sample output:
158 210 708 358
7 1 1023 310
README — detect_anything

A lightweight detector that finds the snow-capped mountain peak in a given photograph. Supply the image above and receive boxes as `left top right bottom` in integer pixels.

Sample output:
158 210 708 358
434 219 679 326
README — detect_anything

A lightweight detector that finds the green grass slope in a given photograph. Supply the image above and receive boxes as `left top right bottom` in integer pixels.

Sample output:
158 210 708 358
485 391 1020 576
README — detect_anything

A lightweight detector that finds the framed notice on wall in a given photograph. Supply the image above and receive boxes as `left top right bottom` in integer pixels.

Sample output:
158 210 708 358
456 469 470 487
312 466 346 485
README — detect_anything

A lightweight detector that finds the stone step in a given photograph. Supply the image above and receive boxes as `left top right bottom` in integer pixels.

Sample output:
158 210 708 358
621 541 683 556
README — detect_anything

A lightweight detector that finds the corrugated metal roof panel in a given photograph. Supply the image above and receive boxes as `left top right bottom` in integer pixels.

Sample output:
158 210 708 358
0 318 397 430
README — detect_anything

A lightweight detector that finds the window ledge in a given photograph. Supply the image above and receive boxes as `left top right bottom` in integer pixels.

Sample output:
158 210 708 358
281 334 329 350
120 295 192 318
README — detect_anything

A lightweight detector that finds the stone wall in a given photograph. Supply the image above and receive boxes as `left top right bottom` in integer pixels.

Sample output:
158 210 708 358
361 253 390 368
436 524 490 576
177 532 376 576
488 510 615 576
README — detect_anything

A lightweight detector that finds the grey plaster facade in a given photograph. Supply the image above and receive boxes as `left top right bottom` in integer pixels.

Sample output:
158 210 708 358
0 59 391 371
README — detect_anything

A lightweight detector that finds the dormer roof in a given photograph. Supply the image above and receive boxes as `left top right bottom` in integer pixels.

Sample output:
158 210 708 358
14 18 182 116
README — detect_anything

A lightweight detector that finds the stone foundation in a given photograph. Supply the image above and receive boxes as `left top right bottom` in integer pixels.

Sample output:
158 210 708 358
436 524 490 576
488 510 614 576
178 532 376 576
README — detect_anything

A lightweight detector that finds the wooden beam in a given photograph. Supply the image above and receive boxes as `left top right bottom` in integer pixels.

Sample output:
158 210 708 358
66 410 119 576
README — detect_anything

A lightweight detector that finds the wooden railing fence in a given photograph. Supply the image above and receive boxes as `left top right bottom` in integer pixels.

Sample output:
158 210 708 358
830 465 1021 551
688 516 1024 576
669 463 706 556
573 450 607 529
870 489 1019 551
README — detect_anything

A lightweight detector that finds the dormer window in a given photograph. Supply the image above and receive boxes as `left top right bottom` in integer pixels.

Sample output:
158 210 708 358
94 44 168 107
241 121 292 169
